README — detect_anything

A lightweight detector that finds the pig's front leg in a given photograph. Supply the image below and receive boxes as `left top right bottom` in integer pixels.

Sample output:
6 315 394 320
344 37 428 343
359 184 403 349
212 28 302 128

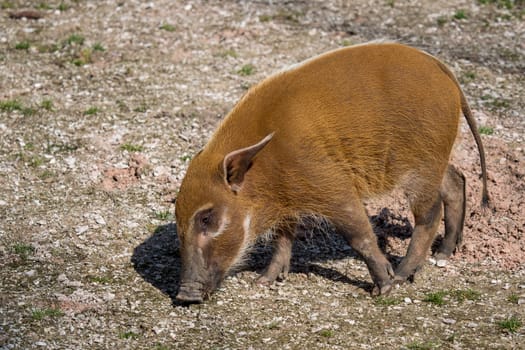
257 226 295 285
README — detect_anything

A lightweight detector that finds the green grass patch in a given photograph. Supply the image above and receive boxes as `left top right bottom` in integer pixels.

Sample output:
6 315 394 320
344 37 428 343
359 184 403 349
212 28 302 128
453 9 468 20
29 155 45 167
31 308 64 320
40 99 53 111
13 243 35 258
57 2 69 11
39 170 54 180
1 1 14 9
481 95 511 110
259 10 302 23
374 296 401 306
497 316 522 333
84 106 99 115
451 289 481 302
120 143 144 152
89 275 112 284
92 42 105 52
319 329 334 338
478 0 520 9
155 210 174 221
15 41 30 50
37 2 53 10
72 47 93 66
267 321 280 330
219 49 238 58
38 43 59 53
423 291 447 306
0 99 33 115
479 126 494 135
133 103 148 113
46 142 79 154
65 33 85 46
160 23 176 32
119 331 140 340
0 100 23 112
507 294 519 304
436 16 448 27
259 14 272 22
405 341 438 350
238 64 255 76
179 155 191 162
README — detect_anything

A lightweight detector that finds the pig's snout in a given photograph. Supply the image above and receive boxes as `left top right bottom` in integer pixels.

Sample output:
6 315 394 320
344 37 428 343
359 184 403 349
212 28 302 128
176 282 205 304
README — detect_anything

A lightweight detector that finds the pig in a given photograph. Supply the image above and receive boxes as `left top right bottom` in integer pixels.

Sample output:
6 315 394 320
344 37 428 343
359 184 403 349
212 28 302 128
174 42 489 303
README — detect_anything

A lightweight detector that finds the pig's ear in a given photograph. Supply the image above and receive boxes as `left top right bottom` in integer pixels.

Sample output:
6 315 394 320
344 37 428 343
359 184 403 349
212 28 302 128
223 132 274 194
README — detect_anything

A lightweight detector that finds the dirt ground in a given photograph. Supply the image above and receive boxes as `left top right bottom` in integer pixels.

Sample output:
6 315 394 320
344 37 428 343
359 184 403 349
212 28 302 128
1 0 524 349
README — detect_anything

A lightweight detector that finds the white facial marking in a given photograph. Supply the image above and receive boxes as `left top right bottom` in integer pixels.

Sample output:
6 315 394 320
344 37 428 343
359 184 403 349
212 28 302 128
229 212 253 269
242 213 252 240
210 209 230 238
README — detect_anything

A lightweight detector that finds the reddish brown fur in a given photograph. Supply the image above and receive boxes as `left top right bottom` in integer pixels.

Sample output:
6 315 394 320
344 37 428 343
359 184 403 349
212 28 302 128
175 43 488 303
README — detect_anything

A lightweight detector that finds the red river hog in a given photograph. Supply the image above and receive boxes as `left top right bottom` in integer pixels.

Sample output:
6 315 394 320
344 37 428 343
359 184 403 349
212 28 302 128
174 42 489 303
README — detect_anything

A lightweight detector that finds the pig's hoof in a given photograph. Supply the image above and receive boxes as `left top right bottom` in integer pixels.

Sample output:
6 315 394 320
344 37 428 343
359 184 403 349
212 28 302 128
393 275 406 285
372 282 392 297
175 291 204 304
256 275 275 286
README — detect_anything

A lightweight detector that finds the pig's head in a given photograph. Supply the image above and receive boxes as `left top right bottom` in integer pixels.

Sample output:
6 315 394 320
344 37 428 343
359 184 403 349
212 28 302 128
175 133 273 303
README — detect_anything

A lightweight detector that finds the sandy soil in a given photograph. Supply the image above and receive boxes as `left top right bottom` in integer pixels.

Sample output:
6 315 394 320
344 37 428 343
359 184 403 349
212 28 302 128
0 0 524 349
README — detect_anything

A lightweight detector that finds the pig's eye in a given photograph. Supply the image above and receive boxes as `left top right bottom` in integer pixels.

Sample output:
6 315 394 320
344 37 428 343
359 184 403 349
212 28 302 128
195 208 214 232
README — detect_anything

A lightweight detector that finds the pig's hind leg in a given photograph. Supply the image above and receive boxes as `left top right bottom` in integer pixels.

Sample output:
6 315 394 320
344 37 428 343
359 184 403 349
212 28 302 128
395 188 443 283
257 225 294 285
433 164 466 264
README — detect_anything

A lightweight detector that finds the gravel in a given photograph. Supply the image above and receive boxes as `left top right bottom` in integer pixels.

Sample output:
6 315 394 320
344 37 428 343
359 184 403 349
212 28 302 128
1 0 524 349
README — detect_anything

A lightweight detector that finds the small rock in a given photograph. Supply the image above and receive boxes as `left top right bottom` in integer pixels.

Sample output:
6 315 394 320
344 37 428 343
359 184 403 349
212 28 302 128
103 292 115 301
35 341 47 347
93 214 106 225
467 322 478 328
517 298 525 305
25 270 36 277
64 156 76 168
436 260 447 268
0 200 7 206
404 297 412 304
65 280 83 287
76 225 89 235
442 318 456 325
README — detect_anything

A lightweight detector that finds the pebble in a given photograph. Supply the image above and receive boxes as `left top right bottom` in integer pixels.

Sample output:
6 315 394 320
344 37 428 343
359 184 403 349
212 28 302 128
103 292 115 301
436 260 447 268
442 318 456 325
93 214 106 226
404 297 412 304
467 322 478 328
25 270 36 277
64 156 76 168
76 225 89 235
0 200 7 206
35 342 47 347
